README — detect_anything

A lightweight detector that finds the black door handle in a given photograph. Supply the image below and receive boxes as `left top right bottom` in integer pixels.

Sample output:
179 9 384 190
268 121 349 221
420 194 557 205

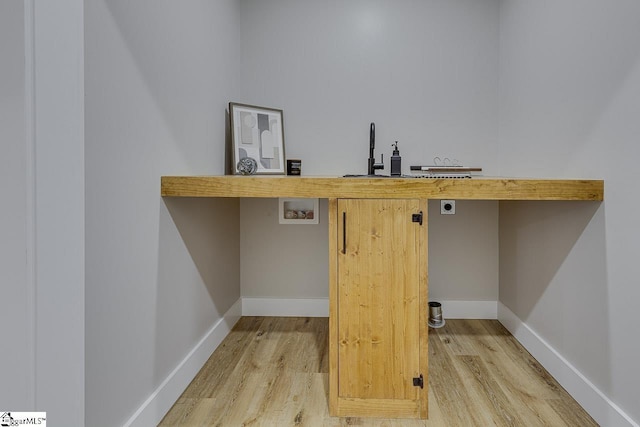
342 211 346 254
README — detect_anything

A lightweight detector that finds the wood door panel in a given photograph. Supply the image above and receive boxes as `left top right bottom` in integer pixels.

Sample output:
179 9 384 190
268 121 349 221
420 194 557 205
337 199 422 402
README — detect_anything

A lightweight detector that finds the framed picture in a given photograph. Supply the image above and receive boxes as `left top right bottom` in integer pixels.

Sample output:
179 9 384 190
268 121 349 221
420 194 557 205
229 102 286 175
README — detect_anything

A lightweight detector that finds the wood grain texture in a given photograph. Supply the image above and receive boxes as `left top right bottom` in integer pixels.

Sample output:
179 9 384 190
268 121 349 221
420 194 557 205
161 176 604 201
418 202 429 419
159 317 599 427
328 198 339 416
336 199 423 417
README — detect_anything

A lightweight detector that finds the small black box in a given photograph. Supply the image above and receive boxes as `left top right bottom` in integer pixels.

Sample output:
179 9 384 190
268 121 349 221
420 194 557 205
287 159 301 175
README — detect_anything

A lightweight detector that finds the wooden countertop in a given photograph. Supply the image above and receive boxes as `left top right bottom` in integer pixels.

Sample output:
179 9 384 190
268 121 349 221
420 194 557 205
161 176 603 201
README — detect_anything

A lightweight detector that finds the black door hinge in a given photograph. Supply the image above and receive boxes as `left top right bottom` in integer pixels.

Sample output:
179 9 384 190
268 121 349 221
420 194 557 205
412 211 423 226
413 374 424 389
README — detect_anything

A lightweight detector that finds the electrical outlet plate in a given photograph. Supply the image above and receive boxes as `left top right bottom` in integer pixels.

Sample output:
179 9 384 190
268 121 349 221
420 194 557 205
440 200 456 215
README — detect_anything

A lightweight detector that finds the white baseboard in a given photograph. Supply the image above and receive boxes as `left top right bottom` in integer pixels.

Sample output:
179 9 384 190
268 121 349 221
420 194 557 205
242 297 330 317
436 300 497 319
498 302 638 427
241 297 497 319
123 298 242 427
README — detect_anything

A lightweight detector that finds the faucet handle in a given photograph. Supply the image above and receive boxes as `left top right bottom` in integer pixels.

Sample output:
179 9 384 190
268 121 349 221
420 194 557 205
373 154 384 170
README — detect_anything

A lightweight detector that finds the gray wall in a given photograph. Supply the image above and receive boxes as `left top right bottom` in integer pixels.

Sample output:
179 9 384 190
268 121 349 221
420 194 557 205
2 2 86 423
238 0 501 304
0 0 29 409
33 2 86 422
84 1 241 426
499 0 640 423
240 198 330 298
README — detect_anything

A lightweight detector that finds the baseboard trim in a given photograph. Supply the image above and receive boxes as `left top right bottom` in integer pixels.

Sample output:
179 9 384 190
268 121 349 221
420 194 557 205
241 297 497 319
123 298 242 427
498 302 638 427
436 300 497 319
242 297 330 317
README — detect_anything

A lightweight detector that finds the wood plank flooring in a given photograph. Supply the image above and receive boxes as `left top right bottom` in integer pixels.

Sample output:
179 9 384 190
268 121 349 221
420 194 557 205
159 317 598 426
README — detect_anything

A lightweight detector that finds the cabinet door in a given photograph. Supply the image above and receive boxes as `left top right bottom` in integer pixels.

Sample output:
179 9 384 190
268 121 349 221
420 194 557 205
330 198 428 419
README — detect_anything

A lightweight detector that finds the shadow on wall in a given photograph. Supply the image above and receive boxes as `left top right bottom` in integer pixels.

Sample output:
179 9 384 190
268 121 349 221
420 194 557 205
159 197 240 314
154 197 240 387
499 201 610 392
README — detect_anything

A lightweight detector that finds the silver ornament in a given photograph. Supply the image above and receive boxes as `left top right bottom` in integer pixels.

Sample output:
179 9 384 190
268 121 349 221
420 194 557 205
237 157 258 175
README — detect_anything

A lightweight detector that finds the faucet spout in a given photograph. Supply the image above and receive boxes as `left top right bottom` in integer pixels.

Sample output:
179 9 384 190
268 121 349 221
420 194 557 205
369 122 375 160
367 122 384 175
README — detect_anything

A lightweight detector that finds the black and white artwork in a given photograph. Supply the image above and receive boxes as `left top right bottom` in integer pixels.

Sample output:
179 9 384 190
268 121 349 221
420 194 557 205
230 103 285 175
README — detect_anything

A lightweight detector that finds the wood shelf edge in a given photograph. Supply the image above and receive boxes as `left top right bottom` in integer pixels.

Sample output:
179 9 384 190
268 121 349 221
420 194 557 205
161 176 604 201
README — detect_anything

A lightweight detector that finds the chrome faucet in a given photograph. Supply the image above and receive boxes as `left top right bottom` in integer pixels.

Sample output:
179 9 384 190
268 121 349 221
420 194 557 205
367 122 384 175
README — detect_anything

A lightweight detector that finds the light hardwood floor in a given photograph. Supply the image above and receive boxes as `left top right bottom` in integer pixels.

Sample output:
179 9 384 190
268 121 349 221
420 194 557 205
159 317 598 426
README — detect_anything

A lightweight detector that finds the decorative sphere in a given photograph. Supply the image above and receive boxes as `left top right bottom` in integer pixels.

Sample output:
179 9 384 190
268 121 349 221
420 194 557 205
237 157 258 175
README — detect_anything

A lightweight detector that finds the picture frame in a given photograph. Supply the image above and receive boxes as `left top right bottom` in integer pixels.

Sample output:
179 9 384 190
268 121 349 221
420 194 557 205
229 102 286 175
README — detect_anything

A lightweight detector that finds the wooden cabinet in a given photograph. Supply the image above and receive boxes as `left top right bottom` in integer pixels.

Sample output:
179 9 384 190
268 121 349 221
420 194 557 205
329 198 429 419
